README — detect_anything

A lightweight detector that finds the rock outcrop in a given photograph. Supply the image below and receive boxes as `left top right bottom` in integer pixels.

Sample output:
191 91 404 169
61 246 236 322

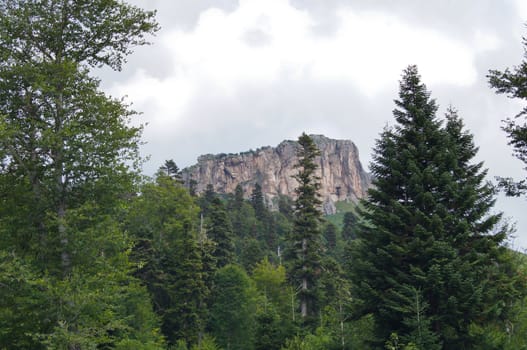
181 135 371 214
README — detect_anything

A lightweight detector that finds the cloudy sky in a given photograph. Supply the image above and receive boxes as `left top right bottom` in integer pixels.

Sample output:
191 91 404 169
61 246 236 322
97 0 527 249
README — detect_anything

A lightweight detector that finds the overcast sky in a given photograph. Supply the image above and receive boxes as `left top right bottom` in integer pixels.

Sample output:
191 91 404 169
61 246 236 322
97 0 527 249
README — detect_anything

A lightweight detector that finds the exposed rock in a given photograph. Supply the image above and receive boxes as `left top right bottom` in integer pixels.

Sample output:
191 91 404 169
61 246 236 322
181 135 371 214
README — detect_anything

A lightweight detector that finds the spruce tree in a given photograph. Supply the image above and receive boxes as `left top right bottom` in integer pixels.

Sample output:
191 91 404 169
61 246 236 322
349 66 522 348
233 184 245 211
207 197 235 268
323 222 338 250
286 132 323 324
251 183 267 222
199 184 216 217
342 211 358 241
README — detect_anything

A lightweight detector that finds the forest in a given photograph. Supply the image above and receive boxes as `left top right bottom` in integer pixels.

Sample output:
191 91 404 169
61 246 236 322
1 1 527 349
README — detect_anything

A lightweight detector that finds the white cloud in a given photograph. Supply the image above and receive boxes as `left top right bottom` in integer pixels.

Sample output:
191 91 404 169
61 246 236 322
515 0 527 22
111 0 492 116
310 8 478 95
108 68 196 129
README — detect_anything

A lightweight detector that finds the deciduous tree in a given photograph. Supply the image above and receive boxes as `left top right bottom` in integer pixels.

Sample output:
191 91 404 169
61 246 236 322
0 0 162 346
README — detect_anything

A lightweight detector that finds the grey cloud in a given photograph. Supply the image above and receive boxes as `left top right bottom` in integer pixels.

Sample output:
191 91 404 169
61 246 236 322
142 78 395 174
128 0 239 31
242 29 272 47
96 0 240 87
291 0 522 40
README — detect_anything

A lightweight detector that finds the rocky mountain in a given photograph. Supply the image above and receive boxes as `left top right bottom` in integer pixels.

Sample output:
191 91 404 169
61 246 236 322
181 135 371 214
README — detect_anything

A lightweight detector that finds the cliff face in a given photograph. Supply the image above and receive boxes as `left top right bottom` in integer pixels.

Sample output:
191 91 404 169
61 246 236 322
181 135 371 214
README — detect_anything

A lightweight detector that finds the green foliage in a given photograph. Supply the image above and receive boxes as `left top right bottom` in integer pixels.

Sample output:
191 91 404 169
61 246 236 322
199 184 217 217
252 257 292 342
0 1 164 347
43 220 164 349
252 258 292 326
252 258 288 305
286 133 323 325
207 197 235 268
393 286 440 350
231 184 245 211
341 211 358 241
3 216 162 349
190 334 222 350
127 173 205 346
0 252 51 349
280 328 333 350
160 159 183 182
278 195 295 220
324 200 357 229
239 237 266 272
210 264 256 350
255 303 285 350
323 222 338 250
43 275 164 349
0 0 157 273
384 333 418 350
251 183 267 222
349 65 525 348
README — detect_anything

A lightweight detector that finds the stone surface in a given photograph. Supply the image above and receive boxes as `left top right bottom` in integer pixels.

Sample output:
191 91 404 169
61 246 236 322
181 135 371 214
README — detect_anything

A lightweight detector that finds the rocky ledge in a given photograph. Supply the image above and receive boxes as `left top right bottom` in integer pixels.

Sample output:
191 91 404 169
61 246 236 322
181 135 371 214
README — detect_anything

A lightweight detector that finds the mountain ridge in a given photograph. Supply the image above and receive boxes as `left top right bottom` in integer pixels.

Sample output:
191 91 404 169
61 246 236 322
181 135 371 214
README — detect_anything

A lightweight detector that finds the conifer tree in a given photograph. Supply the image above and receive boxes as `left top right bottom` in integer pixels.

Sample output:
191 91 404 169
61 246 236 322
127 173 205 347
323 222 338 250
349 66 522 348
286 132 323 324
199 184 216 217
161 159 183 183
342 211 358 240
207 197 235 268
209 265 256 350
233 184 245 211
251 183 267 222
168 224 206 346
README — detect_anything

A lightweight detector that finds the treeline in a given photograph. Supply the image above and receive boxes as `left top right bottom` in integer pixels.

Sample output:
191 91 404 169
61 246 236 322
124 136 370 350
2 1 527 349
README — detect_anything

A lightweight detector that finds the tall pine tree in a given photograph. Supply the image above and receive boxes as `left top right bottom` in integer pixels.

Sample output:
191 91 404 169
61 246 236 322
251 183 267 222
286 133 323 324
349 66 523 348
207 197 235 268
